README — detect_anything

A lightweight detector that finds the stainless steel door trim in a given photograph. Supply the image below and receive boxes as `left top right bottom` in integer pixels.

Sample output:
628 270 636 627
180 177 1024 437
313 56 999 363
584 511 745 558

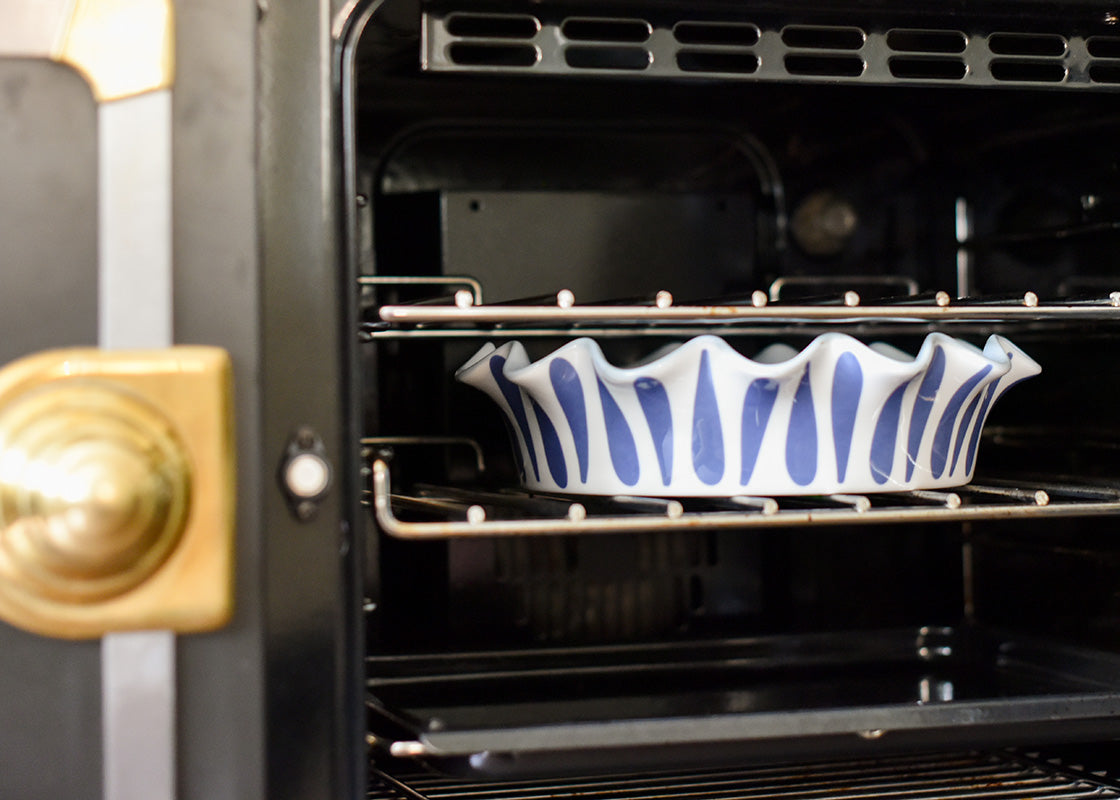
102 631 176 800
98 90 174 350
97 43 175 800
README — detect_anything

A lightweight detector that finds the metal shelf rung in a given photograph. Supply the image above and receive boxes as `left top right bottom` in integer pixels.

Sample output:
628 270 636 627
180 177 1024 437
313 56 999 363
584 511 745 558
368 460 1120 539
372 292 1120 329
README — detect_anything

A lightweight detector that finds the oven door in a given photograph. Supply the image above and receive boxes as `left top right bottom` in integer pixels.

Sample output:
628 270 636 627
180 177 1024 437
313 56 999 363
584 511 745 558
0 2 293 799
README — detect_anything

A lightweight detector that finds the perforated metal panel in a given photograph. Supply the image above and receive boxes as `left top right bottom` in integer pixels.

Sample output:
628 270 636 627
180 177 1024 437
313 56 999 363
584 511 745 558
424 10 1120 90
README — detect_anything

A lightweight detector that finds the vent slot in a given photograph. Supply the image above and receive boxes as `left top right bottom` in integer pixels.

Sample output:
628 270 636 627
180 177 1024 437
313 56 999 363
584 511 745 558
990 60 1067 82
445 13 540 39
886 29 967 53
782 26 865 50
785 53 865 77
677 50 759 74
448 42 539 67
1090 63 1120 83
1088 36 1120 58
673 22 760 46
424 9 1120 89
988 32 1067 56
889 56 967 80
562 18 651 43
565 46 651 70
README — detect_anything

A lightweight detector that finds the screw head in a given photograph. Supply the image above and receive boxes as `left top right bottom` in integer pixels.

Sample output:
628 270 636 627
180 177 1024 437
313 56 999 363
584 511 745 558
284 452 331 499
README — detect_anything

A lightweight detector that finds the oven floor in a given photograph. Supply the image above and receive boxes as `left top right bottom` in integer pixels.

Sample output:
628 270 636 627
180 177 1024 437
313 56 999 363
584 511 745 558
366 627 1120 775
368 750 1120 800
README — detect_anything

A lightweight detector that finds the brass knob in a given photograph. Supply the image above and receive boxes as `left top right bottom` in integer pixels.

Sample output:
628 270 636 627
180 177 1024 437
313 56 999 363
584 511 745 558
0 380 191 605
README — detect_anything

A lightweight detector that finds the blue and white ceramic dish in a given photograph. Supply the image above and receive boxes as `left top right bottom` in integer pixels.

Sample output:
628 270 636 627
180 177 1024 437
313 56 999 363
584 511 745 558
455 333 1040 496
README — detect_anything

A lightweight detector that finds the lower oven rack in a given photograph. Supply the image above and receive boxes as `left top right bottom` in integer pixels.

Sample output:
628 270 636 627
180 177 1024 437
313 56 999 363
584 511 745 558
368 750 1120 800
367 459 1120 539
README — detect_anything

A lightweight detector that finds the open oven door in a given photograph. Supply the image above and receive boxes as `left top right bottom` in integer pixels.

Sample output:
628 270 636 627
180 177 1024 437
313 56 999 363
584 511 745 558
0 3 235 798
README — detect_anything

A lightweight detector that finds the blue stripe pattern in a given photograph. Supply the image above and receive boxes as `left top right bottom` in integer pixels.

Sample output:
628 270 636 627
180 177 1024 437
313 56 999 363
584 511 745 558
471 338 1029 492
635 377 673 486
963 351 1031 476
905 345 946 482
490 356 539 480
930 364 992 479
597 378 640 486
831 353 863 483
740 378 779 485
550 358 589 483
786 366 818 486
950 391 984 476
530 398 567 488
691 350 725 485
870 382 909 485
965 384 996 475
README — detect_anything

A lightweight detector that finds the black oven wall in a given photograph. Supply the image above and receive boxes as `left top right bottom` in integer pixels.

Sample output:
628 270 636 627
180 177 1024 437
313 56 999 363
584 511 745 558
262 1 367 800
174 2 267 800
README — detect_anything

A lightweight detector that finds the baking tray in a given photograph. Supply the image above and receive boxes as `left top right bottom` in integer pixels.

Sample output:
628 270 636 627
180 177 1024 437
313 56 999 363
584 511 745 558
366 626 1120 777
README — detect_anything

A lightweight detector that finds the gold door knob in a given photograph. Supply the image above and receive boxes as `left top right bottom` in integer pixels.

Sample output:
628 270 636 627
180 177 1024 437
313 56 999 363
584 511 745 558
0 347 234 638
0 381 191 604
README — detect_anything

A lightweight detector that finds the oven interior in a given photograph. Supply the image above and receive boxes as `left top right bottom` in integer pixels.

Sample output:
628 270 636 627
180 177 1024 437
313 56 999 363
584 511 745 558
347 0 1120 782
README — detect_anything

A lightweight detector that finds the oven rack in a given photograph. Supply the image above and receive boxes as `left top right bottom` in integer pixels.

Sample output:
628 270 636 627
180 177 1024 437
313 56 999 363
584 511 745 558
367 459 1120 539
369 750 1120 800
364 285 1120 337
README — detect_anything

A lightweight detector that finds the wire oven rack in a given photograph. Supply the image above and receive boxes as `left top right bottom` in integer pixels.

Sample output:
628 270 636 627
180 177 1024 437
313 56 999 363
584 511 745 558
362 279 1120 340
367 457 1120 539
369 750 1120 800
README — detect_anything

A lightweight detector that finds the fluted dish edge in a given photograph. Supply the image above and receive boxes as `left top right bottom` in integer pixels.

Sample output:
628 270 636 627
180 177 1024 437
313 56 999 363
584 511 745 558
455 332 1040 496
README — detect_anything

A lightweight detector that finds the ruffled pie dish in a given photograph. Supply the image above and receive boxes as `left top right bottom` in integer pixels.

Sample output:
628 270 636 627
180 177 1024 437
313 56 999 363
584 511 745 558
455 333 1040 497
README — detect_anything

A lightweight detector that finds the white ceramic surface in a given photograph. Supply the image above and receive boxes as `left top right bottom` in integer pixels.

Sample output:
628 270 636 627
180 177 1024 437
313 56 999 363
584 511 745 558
455 333 1040 496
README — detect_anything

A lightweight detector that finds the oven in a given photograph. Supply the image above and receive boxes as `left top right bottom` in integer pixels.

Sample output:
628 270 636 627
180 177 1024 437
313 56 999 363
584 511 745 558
348 0 1120 794
6 1 1120 799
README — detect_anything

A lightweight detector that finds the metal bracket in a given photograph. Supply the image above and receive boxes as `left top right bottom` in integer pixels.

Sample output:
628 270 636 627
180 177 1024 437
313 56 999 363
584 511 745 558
280 427 333 521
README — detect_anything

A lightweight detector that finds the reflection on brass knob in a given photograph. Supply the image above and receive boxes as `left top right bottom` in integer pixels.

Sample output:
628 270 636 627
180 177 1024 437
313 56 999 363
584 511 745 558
0 381 190 605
